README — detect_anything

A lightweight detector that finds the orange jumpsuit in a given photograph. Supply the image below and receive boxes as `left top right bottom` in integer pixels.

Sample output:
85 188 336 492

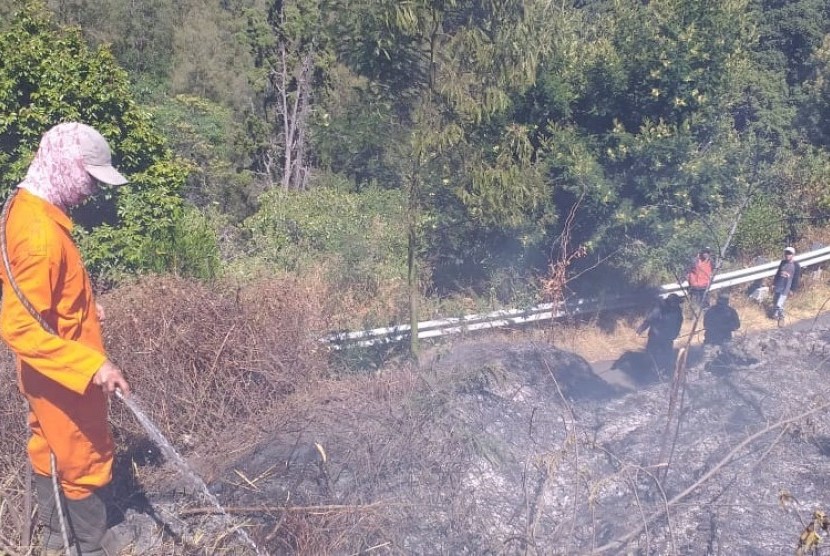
0 189 112 500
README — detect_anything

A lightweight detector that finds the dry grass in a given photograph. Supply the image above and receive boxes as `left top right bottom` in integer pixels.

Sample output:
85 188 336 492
103 275 328 450
2 264 830 554
0 348 29 553
0 273 331 554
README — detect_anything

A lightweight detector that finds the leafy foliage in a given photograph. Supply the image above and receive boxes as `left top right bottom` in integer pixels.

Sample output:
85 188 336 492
731 198 787 258
246 180 407 287
0 2 206 280
150 94 258 219
8 0 830 298
170 3 254 112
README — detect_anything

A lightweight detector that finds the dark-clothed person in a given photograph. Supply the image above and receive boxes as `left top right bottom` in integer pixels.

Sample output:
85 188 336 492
704 294 740 345
772 247 801 319
636 293 684 371
687 247 713 308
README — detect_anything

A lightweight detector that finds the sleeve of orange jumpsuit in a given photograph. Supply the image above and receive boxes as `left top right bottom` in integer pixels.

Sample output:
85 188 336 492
1 223 106 395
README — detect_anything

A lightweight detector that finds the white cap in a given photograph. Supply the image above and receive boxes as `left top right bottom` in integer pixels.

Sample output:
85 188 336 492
77 124 128 185
784 246 795 254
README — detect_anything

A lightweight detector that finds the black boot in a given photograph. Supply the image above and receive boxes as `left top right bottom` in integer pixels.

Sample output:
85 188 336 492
34 474 107 555
64 492 107 555
34 473 66 554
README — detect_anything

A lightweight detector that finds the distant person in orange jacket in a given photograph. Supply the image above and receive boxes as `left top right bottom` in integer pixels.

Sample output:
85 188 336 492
687 247 713 308
0 123 130 555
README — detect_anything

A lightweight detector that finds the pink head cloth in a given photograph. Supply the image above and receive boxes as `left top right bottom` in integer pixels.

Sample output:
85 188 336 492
19 123 101 208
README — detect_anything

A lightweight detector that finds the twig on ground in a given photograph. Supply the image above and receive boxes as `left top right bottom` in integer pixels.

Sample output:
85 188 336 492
179 502 388 516
537 348 581 552
349 540 391 555
593 444 674 554
0 532 24 556
592 397 830 554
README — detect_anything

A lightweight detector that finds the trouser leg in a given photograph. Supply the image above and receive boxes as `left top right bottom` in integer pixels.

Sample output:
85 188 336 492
690 288 708 308
660 341 675 370
646 336 672 371
689 289 700 306
654 341 673 370
21 365 115 500
771 293 787 318
34 473 65 553
34 473 107 556
66 492 107 555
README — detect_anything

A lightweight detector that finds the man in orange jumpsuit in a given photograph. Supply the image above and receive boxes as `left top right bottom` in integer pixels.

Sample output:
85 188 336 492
0 122 131 555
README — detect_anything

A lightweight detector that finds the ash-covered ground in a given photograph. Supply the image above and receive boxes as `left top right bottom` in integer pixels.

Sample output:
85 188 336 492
122 319 830 555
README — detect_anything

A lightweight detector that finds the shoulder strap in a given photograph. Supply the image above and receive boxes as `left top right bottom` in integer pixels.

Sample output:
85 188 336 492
1 189 57 335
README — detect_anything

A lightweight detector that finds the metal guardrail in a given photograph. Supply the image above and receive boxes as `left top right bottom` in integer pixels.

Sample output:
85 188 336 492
324 246 830 348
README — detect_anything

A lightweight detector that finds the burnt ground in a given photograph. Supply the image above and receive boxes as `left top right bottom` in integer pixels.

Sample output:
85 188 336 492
115 317 830 555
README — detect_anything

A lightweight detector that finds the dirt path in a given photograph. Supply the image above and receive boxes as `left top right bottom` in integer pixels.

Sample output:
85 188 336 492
575 302 830 392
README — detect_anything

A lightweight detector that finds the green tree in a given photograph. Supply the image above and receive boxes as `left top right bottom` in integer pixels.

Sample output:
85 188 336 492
151 94 258 220
244 0 327 189
519 0 765 283
333 0 554 356
171 2 255 112
0 2 198 280
15 0 178 81
313 66 404 191
751 0 830 89
802 34 830 145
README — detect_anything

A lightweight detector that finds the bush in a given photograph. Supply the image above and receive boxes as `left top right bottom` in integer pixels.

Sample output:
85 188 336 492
245 181 407 290
0 273 330 551
163 206 222 280
0 4 191 280
103 274 329 446
731 199 786 259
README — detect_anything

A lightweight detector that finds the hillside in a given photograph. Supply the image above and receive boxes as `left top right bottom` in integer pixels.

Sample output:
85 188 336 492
101 299 830 554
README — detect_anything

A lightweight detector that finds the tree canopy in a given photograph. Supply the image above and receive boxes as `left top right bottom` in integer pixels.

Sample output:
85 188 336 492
0 2 201 281
4 0 830 296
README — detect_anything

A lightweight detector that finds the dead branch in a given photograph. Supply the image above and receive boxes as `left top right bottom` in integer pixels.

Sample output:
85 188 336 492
592 396 830 554
656 191 754 482
540 193 587 307
537 348 581 553
179 501 388 517
591 444 675 553
0 533 24 556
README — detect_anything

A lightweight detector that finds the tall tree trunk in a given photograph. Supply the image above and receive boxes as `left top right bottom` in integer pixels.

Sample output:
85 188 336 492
408 167 420 360
290 51 313 190
272 42 313 190
278 42 293 189
260 0 321 190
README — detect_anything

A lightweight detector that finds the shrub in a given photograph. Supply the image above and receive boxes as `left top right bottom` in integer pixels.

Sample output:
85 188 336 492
245 182 407 290
163 206 222 280
103 274 329 446
0 272 330 550
0 3 191 280
731 199 786 259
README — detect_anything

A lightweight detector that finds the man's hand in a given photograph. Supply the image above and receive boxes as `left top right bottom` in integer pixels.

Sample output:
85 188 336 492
95 302 106 322
93 359 130 397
